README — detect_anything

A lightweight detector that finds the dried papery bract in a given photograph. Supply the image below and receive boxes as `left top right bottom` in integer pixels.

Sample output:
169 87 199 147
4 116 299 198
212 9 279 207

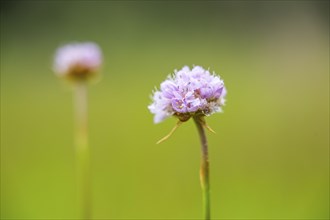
148 65 227 220
53 42 103 219
156 121 183 144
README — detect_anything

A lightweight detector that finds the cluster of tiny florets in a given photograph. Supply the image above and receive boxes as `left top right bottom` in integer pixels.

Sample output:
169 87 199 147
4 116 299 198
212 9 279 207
148 66 227 123
53 42 102 80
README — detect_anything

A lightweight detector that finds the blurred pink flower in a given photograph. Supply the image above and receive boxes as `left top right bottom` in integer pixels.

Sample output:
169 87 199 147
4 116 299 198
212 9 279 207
53 42 102 80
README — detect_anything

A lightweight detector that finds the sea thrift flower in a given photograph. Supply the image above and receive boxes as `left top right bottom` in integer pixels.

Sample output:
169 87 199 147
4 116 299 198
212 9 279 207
53 42 102 81
53 41 103 219
148 66 226 124
148 65 227 220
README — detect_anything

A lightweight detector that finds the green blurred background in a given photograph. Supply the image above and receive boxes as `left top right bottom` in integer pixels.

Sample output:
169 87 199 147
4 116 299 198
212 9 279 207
1 1 329 219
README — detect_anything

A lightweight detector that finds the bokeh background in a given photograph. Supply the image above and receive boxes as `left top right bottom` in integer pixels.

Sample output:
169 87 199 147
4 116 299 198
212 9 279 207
1 1 329 219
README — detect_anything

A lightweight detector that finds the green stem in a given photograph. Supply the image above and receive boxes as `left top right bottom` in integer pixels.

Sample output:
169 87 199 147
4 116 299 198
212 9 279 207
193 116 211 220
74 82 91 219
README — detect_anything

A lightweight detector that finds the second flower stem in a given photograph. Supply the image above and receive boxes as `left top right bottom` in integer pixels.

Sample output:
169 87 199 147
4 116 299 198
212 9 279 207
193 116 211 220
74 82 91 219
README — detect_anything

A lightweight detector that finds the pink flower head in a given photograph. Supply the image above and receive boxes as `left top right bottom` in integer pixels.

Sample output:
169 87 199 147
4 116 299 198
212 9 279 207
148 66 227 123
53 42 102 80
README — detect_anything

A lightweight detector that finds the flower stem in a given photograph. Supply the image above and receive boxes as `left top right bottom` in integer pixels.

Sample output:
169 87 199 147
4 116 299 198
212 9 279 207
193 116 211 220
74 82 91 219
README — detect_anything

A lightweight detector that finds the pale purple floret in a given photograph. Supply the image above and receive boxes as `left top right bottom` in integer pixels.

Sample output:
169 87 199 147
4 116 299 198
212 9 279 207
53 42 102 77
148 66 227 123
